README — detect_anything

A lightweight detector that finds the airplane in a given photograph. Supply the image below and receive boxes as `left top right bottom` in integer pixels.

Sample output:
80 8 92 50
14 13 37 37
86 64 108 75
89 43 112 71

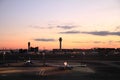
23 60 86 70
0 60 87 76
46 61 87 70
24 59 34 66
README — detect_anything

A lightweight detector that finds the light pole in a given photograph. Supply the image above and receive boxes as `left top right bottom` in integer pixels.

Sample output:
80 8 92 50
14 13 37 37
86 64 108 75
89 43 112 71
42 52 46 66
81 52 85 64
3 51 6 63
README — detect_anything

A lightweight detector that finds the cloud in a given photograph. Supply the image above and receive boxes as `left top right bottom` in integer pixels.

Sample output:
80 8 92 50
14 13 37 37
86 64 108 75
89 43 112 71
59 30 120 36
30 25 53 29
34 38 56 42
59 30 80 34
57 25 76 29
73 40 120 45
93 41 104 43
115 25 120 31
73 41 105 44
81 31 120 36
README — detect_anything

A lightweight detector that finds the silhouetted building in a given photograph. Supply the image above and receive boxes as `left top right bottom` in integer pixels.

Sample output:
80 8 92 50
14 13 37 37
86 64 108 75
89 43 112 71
30 47 39 53
19 49 27 53
27 42 39 53
53 49 83 54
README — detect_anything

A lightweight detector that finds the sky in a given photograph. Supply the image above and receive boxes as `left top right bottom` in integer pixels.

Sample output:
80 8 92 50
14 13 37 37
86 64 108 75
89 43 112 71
0 0 120 50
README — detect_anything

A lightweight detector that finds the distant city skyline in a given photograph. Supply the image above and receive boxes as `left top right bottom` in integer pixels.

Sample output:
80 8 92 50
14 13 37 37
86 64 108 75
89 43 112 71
0 0 120 49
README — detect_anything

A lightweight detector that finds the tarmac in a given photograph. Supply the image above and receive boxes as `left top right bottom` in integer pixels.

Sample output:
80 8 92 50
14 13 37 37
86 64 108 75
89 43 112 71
0 60 120 80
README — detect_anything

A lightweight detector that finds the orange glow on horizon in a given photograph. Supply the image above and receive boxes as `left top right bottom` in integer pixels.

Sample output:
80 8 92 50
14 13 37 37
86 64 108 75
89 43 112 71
0 41 120 50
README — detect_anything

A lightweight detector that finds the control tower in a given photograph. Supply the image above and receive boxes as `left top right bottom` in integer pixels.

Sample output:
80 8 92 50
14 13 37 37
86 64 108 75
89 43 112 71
59 37 62 50
28 42 30 51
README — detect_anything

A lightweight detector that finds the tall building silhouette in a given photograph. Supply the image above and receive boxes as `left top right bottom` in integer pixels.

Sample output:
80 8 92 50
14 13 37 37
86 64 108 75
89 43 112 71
27 42 39 53
28 42 30 51
59 37 62 50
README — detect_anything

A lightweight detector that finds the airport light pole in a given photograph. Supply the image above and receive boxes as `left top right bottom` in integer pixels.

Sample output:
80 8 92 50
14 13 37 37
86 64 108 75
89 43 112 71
42 52 46 66
3 51 6 63
81 52 85 64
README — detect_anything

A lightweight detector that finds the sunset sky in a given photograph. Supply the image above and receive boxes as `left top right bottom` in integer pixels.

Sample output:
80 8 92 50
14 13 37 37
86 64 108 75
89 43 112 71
0 0 120 50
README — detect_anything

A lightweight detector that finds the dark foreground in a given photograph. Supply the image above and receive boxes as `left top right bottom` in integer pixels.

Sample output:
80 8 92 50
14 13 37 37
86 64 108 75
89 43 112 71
0 60 120 80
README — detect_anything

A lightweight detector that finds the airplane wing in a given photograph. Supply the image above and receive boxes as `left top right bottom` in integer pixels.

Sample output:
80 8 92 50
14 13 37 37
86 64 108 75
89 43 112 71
46 63 86 67
46 63 65 67
70 64 87 67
